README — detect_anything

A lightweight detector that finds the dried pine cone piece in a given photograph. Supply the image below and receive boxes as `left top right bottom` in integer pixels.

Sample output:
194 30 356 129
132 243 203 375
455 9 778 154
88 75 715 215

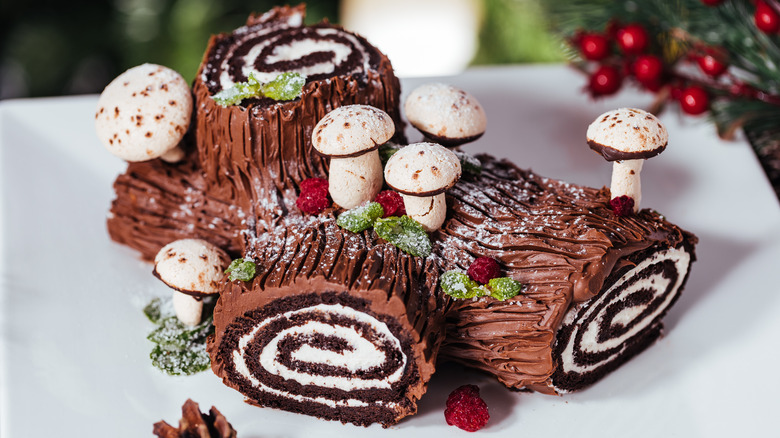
153 399 237 438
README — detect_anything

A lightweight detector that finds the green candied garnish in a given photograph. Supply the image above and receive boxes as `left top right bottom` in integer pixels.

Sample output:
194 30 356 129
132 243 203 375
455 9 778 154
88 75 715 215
487 277 523 301
378 143 403 165
260 72 306 101
337 202 385 233
143 297 164 324
440 271 485 299
212 72 306 107
144 297 215 376
225 258 256 282
150 343 211 376
454 151 482 176
147 315 214 350
374 215 432 258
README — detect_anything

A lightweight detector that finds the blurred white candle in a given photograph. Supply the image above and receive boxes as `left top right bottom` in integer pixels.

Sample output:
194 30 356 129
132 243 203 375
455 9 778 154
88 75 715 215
341 0 481 77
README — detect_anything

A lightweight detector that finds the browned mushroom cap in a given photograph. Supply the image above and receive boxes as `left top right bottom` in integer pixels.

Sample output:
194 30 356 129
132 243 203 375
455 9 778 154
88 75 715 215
153 239 230 298
384 142 462 196
404 83 487 147
311 105 395 157
586 108 668 161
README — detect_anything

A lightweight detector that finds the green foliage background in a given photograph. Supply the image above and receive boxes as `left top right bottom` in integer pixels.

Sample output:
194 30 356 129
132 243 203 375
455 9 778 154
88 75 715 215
0 0 563 99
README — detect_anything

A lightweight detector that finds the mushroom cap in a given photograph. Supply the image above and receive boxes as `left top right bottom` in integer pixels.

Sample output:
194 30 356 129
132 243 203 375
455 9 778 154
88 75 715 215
153 239 230 296
404 83 487 145
95 63 192 162
384 142 462 196
311 105 395 157
586 108 668 161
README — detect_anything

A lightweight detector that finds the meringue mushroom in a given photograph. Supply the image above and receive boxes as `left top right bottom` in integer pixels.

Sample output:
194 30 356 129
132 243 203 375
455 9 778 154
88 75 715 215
384 142 462 232
404 83 487 147
153 239 230 326
311 105 395 209
95 63 192 163
586 108 668 212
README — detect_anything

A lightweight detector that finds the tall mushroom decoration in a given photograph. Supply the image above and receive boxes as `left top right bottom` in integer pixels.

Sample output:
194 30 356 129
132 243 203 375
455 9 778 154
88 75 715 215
586 108 668 214
311 105 395 209
153 239 231 326
384 142 462 232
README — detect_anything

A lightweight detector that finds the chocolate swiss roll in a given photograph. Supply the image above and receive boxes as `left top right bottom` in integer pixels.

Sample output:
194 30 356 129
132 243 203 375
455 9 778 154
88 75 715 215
208 219 445 427
436 156 696 394
193 5 404 211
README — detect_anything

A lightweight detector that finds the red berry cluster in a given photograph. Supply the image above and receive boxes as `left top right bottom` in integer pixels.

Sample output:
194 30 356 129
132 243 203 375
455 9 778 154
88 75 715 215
374 190 406 217
444 385 490 432
467 257 501 285
296 178 331 214
609 195 635 217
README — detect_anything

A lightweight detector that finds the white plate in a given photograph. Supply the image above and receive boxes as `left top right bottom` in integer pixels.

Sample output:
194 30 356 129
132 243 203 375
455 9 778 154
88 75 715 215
1 66 779 437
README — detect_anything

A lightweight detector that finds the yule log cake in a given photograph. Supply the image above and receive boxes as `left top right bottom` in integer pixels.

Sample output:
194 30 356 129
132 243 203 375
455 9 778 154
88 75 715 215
96 4 697 428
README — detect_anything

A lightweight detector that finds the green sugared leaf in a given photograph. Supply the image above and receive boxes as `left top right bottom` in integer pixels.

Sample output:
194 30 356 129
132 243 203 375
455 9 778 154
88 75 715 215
147 315 214 350
150 343 211 376
379 143 403 165
440 271 485 299
487 277 523 301
455 151 482 176
374 215 432 258
143 297 164 324
260 72 306 101
212 72 306 107
225 258 256 282
337 202 385 233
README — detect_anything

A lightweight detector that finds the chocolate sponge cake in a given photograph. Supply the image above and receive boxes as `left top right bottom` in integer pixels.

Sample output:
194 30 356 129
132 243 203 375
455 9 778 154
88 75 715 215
100 4 696 428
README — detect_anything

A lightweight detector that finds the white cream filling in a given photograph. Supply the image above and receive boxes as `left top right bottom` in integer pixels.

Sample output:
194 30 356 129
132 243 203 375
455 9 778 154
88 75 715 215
231 303 407 394
217 27 369 89
559 247 691 375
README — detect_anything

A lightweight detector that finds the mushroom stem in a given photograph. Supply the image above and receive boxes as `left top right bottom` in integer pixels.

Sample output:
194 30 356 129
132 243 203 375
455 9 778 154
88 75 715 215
610 159 643 212
172 291 203 326
160 145 185 163
329 150 383 209
401 193 446 232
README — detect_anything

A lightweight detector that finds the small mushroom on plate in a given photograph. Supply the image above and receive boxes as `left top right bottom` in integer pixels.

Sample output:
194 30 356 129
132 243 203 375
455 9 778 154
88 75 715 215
153 239 230 326
384 142 462 232
586 108 668 213
311 105 395 209
95 63 192 163
404 83 487 147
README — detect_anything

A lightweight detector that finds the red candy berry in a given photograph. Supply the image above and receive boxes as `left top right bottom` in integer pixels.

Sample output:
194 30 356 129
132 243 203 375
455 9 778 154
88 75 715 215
588 65 623 96
374 190 406 217
467 257 501 285
610 195 635 217
444 385 489 432
616 24 649 54
697 53 728 77
579 33 610 61
299 178 329 196
679 85 710 115
755 1 780 34
700 0 723 6
297 178 331 214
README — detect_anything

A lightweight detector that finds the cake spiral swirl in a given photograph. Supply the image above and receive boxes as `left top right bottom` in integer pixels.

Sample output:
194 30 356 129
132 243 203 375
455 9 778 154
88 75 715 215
551 246 693 392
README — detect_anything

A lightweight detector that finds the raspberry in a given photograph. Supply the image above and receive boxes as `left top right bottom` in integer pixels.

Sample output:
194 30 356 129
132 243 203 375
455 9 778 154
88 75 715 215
467 257 501 285
374 190 406 217
296 190 330 214
444 384 489 432
610 195 635 217
299 178 329 196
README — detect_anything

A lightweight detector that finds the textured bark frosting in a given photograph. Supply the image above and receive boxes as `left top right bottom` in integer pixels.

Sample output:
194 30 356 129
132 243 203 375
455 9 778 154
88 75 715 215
192 6 404 215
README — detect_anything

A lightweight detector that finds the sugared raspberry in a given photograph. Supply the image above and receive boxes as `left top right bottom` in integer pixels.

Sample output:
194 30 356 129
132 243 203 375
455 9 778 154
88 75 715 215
444 384 489 432
374 190 406 217
296 191 330 214
610 195 635 217
299 178 329 196
467 257 501 285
